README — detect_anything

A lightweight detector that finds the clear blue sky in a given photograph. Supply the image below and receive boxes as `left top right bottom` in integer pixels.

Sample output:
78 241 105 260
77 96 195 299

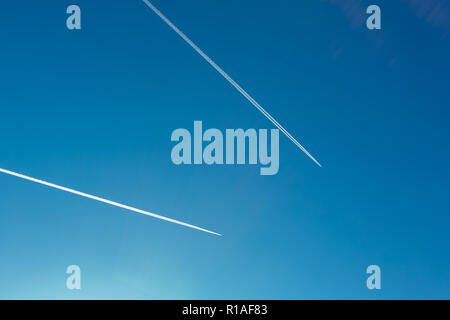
0 0 449 299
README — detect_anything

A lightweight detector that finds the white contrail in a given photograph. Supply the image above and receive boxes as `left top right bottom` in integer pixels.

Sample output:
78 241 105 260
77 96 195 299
0 167 222 236
142 0 322 167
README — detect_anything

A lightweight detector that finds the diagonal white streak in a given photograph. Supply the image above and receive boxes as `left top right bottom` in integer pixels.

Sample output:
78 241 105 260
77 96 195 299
142 0 322 167
0 167 222 236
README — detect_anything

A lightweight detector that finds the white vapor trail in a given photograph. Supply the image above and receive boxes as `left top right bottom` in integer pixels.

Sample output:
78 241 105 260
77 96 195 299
142 0 322 167
0 167 222 236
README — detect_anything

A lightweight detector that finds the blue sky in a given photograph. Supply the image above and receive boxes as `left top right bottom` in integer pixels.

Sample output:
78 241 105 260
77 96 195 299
0 0 449 299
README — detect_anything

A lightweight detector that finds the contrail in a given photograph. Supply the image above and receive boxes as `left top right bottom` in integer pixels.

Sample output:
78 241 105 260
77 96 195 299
142 0 322 167
0 167 222 236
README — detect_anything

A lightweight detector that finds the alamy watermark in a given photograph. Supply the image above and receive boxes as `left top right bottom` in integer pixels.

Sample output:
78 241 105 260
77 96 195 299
171 121 279 175
366 265 381 290
66 265 81 290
